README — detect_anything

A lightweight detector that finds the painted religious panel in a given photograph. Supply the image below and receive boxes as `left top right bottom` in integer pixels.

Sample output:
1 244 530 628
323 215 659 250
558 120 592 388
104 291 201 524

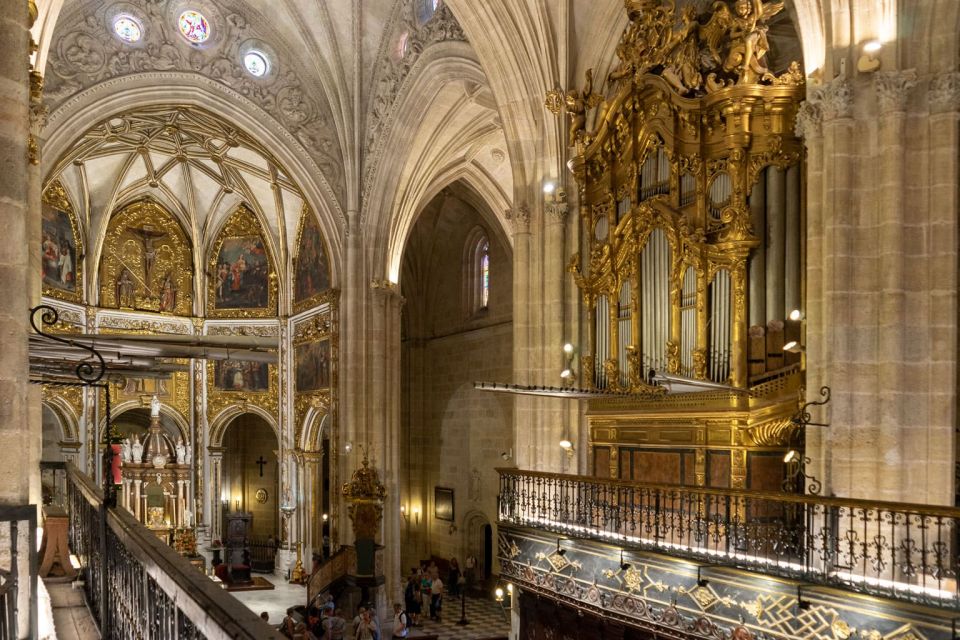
214 360 270 392
41 181 82 302
208 205 276 318
295 340 331 392
293 209 331 313
98 200 193 315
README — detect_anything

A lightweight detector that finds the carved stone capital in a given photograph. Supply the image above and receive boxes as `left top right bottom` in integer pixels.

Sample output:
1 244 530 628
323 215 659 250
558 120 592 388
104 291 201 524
794 97 823 140
928 71 960 114
820 78 853 121
544 190 569 225
507 204 531 234
874 69 918 115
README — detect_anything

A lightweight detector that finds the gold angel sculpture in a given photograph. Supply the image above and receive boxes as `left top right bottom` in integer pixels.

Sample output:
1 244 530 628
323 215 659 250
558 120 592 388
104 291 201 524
546 69 603 148
700 0 785 86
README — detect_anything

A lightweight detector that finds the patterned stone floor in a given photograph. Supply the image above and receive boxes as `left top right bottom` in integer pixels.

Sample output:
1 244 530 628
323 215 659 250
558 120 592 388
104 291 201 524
405 595 511 640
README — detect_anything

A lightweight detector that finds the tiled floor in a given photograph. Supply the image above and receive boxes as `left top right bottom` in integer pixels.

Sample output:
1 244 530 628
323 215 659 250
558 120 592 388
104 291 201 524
406 595 511 639
44 579 99 640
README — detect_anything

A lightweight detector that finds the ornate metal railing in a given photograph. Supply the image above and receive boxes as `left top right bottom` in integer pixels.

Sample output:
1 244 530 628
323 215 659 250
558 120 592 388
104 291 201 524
66 463 279 639
498 468 960 609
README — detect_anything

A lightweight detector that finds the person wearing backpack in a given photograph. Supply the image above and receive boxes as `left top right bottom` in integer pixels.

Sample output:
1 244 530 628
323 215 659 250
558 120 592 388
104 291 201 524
391 603 409 638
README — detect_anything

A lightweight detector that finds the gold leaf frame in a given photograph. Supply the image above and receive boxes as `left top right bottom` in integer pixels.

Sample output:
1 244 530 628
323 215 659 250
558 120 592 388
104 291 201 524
41 180 84 304
292 206 333 315
99 199 194 315
206 204 278 319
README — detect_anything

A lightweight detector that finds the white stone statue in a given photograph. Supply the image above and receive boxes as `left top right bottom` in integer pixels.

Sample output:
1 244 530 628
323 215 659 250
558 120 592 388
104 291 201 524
175 437 186 465
131 435 143 463
120 438 131 463
184 444 193 466
150 394 160 418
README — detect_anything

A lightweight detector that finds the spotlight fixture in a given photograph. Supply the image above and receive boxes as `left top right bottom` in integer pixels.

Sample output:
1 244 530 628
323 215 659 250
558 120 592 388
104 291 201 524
322 513 329 522
506 583 513 594
560 344 576 383
495 587 504 601
543 181 556 195
784 449 797 463
619 549 631 571
500 448 513 461
344 442 353 453
782 340 803 354
559 439 573 450
556 538 566 557
560 368 574 379
788 309 803 322
563 343 574 355
857 39 882 73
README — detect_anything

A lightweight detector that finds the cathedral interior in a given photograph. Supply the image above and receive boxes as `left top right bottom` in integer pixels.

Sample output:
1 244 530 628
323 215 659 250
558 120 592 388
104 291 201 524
1 0 960 638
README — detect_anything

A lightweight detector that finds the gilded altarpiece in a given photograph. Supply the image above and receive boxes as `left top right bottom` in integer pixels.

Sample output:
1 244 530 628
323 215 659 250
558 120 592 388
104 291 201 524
98 200 193 315
558 0 806 491
41 181 83 304
207 205 278 319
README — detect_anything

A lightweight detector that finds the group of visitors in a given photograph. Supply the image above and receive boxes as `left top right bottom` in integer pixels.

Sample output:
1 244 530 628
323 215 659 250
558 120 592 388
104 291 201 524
402 556 476 626
274 597 411 639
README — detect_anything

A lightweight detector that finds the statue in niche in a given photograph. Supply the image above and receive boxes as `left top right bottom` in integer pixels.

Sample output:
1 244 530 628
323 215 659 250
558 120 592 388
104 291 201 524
159 271 177 312
175 437 186 465
150 394 161 418
121 438 131 463
184 443 193 466
131 435 143 464
116 269 135 308
469 468 481 502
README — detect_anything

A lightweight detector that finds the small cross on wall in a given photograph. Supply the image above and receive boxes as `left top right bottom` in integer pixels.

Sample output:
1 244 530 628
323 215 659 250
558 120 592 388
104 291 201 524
255 455 268 477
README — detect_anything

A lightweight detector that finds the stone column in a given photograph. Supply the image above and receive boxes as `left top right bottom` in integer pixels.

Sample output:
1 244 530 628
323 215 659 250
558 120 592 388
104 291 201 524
301 450 323 561
925 72 960 505
818 78 857 498
133 479 142 521
874 70 917 502
508 205 534 467
796 90 826 487
784 165 802 315
0 0 33 507
544 194 568 471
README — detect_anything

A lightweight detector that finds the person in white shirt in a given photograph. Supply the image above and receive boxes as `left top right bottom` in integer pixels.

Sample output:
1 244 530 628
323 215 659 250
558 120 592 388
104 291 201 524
429 576 443 621
391 603 408 638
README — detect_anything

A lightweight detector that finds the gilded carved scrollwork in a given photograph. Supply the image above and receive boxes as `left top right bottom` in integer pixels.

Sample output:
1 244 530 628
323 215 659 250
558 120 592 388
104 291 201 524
99 199 193 316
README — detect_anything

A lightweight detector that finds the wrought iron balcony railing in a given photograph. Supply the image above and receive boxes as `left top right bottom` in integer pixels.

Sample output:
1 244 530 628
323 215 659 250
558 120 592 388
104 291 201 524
497 468 960 609
64 462 279 639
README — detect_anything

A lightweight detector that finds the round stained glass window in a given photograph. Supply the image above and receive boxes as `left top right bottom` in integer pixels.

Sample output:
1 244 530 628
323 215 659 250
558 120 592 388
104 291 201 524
178 10 210 44
243 51 268 77
113 15 143 43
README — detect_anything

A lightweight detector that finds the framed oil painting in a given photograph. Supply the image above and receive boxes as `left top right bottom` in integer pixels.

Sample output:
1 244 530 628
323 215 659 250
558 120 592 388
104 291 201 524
434 487 454 522
214 236 270 309
294 212 331 312
214 360 270 392
41 200 79 296
295 340 331 392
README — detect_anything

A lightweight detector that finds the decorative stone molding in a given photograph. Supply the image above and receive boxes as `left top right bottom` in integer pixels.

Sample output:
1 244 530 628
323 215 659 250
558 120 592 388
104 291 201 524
507 204 531 235
820 77 853 121
928 71 960 114
361 1 468 204
43 0 344 199
874 69 918 115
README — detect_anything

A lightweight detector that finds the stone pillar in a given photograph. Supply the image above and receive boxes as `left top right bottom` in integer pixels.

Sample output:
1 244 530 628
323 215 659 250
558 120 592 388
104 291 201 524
370 281 403 602
508 205 534 467
874 70 918 502
925 72 960 505
544 194 568 471
301 450 323 561
0 0 33 507
133 479 142 521
784 165 801 315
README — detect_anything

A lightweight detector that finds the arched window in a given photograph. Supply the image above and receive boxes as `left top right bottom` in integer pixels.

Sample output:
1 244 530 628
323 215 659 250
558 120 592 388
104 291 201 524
464 227 491 315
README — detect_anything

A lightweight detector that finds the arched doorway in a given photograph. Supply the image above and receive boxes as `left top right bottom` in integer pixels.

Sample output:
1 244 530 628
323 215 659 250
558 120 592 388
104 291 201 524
41 404 65 463
221 414 280 551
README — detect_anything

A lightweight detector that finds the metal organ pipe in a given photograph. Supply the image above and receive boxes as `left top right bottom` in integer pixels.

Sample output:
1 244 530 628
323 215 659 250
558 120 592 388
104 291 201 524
710 270 732 382
784 165 801 315
681 267 696 376
596 295 610 388
765 166 786 322
748 175 767 326
709 173 732 223
618 283 632 387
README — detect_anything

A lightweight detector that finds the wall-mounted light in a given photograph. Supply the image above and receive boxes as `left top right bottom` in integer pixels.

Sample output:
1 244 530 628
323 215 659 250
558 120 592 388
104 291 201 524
788 309 803 322
412 507 420 525
322 513 329 522
784 449 798 463
344 442 353 453
506 583 513 595
500 448 513 461
782 340 803 354
400 505 407 522
543 181 556 195
560 344 577 383
857 39 882 73
495 587 504 602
